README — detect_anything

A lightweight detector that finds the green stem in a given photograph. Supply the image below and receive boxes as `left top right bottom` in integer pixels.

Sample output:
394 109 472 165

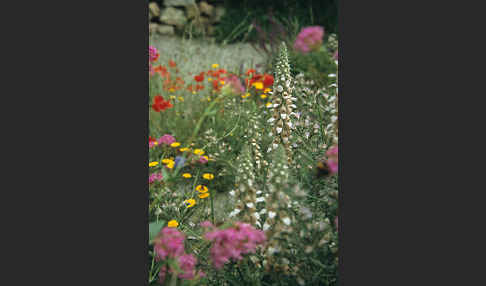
210 188 215 224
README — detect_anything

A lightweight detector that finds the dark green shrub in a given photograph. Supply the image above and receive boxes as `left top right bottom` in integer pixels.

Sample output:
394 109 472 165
215 0 338 44
289 47 337 88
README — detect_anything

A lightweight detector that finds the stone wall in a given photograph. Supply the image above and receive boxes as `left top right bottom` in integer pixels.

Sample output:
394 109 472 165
149 0 225 37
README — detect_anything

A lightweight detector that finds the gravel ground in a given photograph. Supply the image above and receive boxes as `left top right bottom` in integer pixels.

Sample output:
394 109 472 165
150 35 268 77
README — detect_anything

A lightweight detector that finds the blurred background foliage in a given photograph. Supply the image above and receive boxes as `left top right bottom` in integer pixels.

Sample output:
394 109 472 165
214 0 338 44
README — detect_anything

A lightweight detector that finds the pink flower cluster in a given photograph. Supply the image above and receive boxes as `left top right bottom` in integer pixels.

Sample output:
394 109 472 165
149 172 163 184
201 221 266 269
158 134 176 145
154 227 204 283
293 26 324 53
149 45 159 62
326 145 338 174
149 134 176 148
226 74 245 95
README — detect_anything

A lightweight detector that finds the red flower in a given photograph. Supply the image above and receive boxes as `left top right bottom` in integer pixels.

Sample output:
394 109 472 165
246 69 256 76
152 95 173 112
196 84 204 91
194 73 204 82
218 69 227 74
263 74 274 88
169 60 177 68
212 79 219 90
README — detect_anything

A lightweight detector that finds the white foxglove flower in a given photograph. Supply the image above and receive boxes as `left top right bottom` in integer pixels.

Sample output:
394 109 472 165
229 209 240 217
268 211 276 219
282 217 291 226
263 223 271 231
328 73 336 78
256 197 265 203
276 127 282 134
246 202 255 208
267 117 275 123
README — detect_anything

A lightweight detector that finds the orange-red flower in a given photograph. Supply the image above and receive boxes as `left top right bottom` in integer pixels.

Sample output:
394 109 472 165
169 60 177 68
152 95 173 112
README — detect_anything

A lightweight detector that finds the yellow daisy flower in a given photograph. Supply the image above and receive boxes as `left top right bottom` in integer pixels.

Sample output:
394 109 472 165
149 161 159 167
167 220 179 228
194 149 205 155
166 161 175 169
212 64 219 69
179 147 190 152
202 173 215 180
208 77 213 82
266 102 272 107
169 88 175 92
199 193 210 199
252 82 263 90
170 142 181 147
264 88 272 93
161 159 172 164
220 80 225 85
196 185 208 193
178 96 184 102
260 94 267 99
182 173 192 178
169 95 176 99
184 199 196 208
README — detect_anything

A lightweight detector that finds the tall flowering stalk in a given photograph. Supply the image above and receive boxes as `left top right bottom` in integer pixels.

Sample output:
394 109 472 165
246 110 265 171
261 146 295 273
267 42 297 163
229 145 264 227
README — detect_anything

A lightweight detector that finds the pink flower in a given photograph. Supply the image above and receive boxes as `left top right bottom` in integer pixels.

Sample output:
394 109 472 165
204 222 266 269
149 172 163 184
293 26 324 53
198 156 208 164
326 145 338 174
153 227 186 261
200 221 213 228
333 50 338 61
177 254 197 279
149 46 159 62
226 74 245 94
158 134 176 146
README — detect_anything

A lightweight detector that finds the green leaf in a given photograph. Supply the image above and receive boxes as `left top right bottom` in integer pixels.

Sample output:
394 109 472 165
149 220 166 243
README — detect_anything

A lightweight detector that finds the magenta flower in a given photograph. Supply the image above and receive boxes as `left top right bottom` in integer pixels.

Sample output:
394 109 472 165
149 172 163 184
153 227 186 261
204 222 266 269
198 156 208 164
149 46 159 62
158 134 176 146
293 26 324 53
326 145 338 174
177 254 197 279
